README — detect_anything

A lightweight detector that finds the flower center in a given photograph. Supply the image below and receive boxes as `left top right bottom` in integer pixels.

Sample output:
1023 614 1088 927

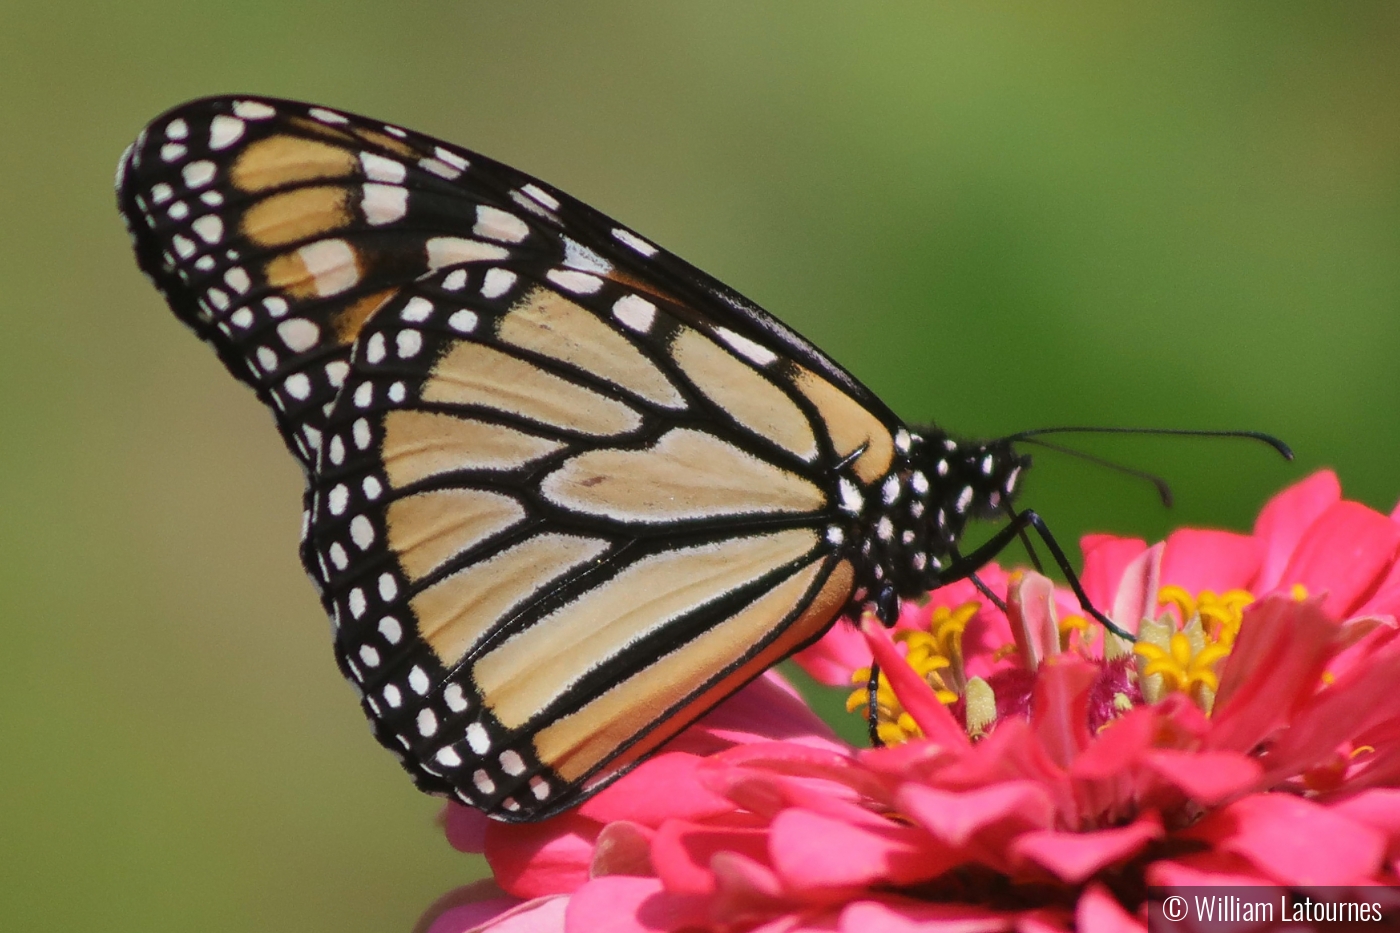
1132 584 1307 710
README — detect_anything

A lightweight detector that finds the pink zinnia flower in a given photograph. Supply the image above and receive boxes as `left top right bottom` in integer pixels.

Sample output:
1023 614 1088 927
418 472 1400 931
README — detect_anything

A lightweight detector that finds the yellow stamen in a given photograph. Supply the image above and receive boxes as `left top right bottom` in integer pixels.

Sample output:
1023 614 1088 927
1134 629 1230 708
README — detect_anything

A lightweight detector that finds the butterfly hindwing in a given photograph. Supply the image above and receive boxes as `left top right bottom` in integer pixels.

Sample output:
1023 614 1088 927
309 259 866 818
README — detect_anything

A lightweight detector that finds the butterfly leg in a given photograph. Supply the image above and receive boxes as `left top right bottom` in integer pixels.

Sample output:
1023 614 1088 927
866 664 884 747
938 510 1136 642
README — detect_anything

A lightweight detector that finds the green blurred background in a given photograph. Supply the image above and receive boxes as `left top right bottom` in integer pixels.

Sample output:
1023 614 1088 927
3 2 1397 930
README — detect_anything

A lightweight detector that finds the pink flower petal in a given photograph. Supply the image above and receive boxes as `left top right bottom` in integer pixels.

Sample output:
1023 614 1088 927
485 813 601 899
1011 816 1163 884
769 807 950 893
794 621 869 685
1275 500 1400 618
590 821 655 878
709 851 794 926
651 820 770 895
839 897 1015 933
1258 638 1400 785
1208 596 1337 753
1253 470 1341 592
667 671 842 759
444 802 491 853
1331 789 1400 856
1069 705 1158 781
1075 884 1145 933
1029 658 1098 769
1013 908 1076 933
702 743 892 825
1141 749 1262 805
897 780 1056 849
1160 529 1261 597
564 876 708 933
416 880 525 933
425 891 565 933
1107 543 1162 639
1079 536 1149 612
579 752 735 827
751 912 841 933
935 718 1066 796
1146 854 1280 888
1187 793 1387 885
860 616 968 748
1007 572 1061 669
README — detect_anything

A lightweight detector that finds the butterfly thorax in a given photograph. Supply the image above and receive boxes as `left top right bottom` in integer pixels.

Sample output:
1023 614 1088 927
848 430 1030 618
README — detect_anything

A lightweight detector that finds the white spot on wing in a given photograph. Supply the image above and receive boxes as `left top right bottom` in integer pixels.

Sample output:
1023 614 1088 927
362 184 407 225
396 329 423 358
208 115 245 150
715 327 778 366
473 206 529 243
838 478 863 514
499 751 525 775
612 228 658 256
232 100 276 119
182 161 216 188
360 151 406 183
481 268 516 299
350 515 375 549
426 237 509 270
299 239 360 296
277 318 320 352
419 158 461 180
224 267 251 293
520 183 559 210
563 237 612 274
309 107 348 124
611 294 655 332
400 297 434 322
378 617 401 643
191 215 223 244
435 147 468 171
448 310 478 333
546 269 602 294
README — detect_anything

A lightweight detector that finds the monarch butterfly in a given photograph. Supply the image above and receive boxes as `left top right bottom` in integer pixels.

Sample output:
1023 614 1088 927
116 95 1052 822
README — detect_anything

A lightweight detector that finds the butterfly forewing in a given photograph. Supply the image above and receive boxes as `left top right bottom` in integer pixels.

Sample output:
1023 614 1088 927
117 96 999 821
117 97 572 469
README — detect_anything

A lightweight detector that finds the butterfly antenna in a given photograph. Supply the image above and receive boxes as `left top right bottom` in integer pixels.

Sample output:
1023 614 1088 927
1015 437 1175 507
1006 426 1293 461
